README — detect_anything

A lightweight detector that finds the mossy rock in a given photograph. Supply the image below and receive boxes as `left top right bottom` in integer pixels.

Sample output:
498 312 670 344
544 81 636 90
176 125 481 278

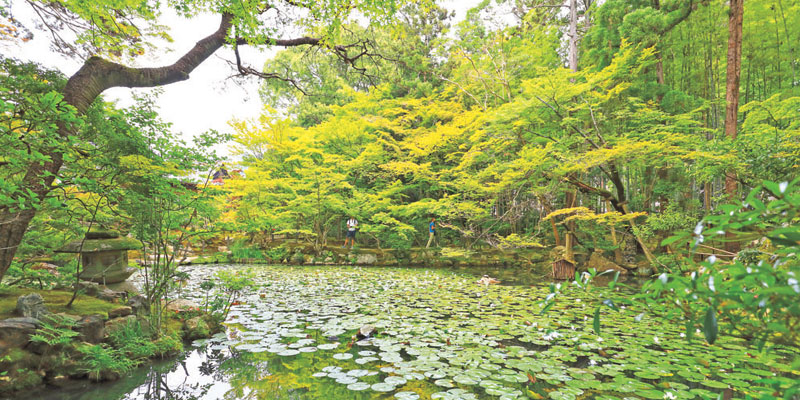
0 368 42 394
290 251 305 264
0 348 36 371
184 316 210 341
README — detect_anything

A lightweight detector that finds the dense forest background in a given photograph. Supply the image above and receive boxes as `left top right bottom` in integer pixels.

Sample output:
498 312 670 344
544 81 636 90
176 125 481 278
1 0 798 276
219 0 799 264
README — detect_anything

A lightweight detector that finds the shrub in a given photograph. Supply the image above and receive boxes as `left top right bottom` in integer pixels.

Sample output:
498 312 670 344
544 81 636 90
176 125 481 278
652 179 800 346
107 319 156 359
230 239 264 260
209 269 256 322
76 344 137 381
265 244 289 262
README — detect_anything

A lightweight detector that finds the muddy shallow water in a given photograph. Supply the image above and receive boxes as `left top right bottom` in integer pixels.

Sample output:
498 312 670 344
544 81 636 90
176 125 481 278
25 264 799 400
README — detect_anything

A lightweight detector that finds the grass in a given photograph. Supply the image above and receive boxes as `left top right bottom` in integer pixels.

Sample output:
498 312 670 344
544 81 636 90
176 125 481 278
0 287 120 320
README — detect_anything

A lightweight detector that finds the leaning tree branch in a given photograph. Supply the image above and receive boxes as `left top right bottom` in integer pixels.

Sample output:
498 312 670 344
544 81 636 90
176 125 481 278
64 13 330 114
230 42 309 96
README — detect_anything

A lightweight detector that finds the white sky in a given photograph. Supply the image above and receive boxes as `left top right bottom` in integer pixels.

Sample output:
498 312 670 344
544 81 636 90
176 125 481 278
4 0 483 156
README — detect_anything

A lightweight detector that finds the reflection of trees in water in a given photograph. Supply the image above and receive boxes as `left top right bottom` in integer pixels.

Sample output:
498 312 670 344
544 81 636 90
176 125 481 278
126 356 213 400
199 348 231 381
218 349 336 400
218 349 271 383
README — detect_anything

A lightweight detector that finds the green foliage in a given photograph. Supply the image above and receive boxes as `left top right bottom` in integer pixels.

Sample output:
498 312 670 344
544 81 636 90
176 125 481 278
106 319 155 359
29 314 79 349
230 239 264 261
210 268 256 322
76 343 136 381
651 180 800 346
264 244 289 263
106 317 182 359
633 204 700 241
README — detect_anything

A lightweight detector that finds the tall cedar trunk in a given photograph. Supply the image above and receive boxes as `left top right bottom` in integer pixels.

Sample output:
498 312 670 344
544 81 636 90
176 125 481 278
568 0 578 73
724 0 743 197
0 14 322 282
562 0 579 260
724 0 744 253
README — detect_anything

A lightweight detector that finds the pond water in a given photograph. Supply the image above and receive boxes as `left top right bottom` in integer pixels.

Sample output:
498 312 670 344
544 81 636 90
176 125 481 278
28 264 798 399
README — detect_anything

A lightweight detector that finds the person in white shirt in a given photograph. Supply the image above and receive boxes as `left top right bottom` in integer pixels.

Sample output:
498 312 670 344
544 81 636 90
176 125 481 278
343 216 358 248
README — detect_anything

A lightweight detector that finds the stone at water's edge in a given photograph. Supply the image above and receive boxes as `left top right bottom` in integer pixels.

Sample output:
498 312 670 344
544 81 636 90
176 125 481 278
185 316 210 341
166 298 199 313
16 293 50 320
586 250 629 274
97 288 126 302
104 315 137 338
75 314 105 344
356 253 378 265
47 375 72 388
0 319 37 351
108 306 133 319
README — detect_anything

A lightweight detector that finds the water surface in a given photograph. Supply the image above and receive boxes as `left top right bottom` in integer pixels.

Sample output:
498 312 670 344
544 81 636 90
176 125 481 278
27 264 799 400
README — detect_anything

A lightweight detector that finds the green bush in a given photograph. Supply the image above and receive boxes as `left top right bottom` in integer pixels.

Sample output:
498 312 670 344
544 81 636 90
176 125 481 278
30 315 79 348
209 268 256 322
151 332 183 357
652 179 800 346
77 343 137 381
107 319 156 359
230 239 264 260
265 244 288 262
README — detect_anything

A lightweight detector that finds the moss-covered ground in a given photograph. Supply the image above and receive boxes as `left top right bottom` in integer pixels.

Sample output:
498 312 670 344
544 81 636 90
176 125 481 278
0 287 120 320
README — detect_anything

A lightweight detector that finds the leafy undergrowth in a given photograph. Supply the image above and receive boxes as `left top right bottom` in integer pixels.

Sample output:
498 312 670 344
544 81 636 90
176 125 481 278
168 265 799 400
0 288 119 320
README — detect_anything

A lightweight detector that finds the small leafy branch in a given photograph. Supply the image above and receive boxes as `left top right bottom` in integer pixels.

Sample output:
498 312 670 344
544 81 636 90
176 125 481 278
209 268 256 322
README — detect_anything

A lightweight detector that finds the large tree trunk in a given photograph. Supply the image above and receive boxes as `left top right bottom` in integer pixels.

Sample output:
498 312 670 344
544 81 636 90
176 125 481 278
562 0 579 261
0 13 324 282
0 155 64 281
568 0 578 73
724 0 744 253
724 0 743 198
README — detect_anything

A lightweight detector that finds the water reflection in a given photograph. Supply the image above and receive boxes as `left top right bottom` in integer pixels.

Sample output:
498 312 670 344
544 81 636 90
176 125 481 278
22 264 649 400
26 349 231 400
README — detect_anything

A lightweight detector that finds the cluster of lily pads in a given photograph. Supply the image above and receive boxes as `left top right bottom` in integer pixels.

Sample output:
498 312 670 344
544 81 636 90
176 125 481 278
179 265 797 399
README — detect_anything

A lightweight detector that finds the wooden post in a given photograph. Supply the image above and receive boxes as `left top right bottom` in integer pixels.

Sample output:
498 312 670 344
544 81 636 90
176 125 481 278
552 259 575 280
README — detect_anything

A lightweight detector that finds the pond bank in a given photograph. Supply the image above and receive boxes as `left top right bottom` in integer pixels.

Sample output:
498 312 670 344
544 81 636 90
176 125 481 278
177 244 552 269
0 287 221 397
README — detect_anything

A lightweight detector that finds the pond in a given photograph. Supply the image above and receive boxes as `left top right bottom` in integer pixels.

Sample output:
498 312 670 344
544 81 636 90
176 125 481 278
28 264 799 399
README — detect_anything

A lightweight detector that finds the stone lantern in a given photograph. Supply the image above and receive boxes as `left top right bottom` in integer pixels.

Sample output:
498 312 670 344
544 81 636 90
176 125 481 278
56 229 141 284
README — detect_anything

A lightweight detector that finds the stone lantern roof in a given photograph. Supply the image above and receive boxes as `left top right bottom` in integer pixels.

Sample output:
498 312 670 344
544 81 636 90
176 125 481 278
56 229 141 253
